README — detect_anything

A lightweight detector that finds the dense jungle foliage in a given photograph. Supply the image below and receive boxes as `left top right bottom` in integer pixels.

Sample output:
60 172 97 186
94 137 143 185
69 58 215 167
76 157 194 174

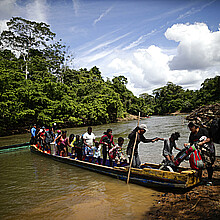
0 17 219 135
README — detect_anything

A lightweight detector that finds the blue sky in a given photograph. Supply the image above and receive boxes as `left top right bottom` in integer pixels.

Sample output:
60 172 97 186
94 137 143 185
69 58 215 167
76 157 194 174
0 0 220 95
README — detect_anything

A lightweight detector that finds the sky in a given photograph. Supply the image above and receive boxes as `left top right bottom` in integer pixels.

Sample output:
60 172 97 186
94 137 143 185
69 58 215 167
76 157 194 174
0 0 220 96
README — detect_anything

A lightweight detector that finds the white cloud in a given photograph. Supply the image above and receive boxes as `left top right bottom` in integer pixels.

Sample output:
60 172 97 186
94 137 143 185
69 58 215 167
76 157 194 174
0 0 49 27
0 20 8 33
177 0 216 20
84 32 131 56
93 7 113 26
74 22 220 96
25 0 48 22
0 0 17 19
72 0 80 16
165 22 220 70
69 26 86 35
123 29 156 51
108 46 170 94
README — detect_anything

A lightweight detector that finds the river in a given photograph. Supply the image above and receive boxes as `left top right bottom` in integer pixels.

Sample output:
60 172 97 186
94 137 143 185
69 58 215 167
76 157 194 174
0 116 219 219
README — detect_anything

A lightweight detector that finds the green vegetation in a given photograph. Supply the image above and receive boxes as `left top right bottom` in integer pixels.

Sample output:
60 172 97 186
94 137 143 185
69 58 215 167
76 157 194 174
0 17 219 135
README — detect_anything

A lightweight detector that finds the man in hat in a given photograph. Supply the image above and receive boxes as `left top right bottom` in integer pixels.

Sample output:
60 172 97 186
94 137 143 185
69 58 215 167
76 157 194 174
127 124 163 168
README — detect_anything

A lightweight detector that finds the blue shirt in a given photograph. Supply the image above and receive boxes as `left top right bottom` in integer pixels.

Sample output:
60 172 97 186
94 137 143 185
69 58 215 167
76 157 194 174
31 127 36 137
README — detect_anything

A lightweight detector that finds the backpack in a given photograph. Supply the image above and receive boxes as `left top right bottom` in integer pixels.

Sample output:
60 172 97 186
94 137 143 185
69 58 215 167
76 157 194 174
189 149 204 170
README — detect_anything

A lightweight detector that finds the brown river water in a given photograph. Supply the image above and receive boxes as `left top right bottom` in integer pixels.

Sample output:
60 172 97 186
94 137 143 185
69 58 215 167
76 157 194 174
0 116 219 219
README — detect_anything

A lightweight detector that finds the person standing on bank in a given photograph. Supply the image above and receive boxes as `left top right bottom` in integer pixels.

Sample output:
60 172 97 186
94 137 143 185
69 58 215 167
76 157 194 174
127 124 163 168
186 122 215 185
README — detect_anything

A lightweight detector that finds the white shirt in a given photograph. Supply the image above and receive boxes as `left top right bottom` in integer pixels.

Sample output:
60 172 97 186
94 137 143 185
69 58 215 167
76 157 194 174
83 132 95 146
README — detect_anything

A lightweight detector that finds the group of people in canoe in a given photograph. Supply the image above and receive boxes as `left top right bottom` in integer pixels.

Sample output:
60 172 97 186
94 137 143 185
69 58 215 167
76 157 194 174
30 125 127 167
30 121 216 185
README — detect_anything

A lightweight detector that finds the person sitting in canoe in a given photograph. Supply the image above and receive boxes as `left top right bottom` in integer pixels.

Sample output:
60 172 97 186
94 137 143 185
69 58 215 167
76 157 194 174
99 129 116 166
127 124 163 168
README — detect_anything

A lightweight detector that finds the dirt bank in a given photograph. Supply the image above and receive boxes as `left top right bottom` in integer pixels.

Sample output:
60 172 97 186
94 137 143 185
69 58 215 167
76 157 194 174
143 157 220 220
117 114 139 122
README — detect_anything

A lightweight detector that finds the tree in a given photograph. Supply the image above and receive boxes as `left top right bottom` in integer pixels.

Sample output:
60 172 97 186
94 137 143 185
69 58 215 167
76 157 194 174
153 82 185 114
0 17 56 79
198 76 220 104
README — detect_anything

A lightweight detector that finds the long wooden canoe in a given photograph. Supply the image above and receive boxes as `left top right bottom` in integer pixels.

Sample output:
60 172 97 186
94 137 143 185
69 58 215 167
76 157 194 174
0 142 30 150
30 145 200 190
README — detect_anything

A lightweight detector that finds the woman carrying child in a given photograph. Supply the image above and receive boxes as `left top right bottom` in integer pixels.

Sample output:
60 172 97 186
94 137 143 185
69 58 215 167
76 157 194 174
59 132 75 157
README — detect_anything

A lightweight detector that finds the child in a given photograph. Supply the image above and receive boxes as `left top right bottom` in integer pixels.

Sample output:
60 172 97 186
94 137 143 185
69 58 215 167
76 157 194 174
115 137 126 164
109 137 126 166
93 141 101 165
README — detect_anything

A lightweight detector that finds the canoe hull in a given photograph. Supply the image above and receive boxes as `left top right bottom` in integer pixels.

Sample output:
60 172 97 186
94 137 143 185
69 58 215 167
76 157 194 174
30 145 200 190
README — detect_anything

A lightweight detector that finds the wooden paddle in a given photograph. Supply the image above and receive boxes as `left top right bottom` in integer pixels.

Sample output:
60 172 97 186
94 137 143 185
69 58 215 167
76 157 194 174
127 112 141 184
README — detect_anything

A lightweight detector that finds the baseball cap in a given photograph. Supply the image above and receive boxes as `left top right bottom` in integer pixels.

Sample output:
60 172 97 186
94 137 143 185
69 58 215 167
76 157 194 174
139 124 147 131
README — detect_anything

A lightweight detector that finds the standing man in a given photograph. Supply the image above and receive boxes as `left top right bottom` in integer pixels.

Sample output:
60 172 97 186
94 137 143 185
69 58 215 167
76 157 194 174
186 122 215 185
127 124 163 168
30 124 36 144
83 127 96 157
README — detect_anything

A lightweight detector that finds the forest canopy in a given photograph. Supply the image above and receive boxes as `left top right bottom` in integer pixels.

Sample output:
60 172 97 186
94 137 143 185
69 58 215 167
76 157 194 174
0 17 219 135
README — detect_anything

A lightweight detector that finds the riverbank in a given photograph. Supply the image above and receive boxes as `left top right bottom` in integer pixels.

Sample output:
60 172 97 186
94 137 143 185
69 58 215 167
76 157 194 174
143 157 220 220
0 114 141 137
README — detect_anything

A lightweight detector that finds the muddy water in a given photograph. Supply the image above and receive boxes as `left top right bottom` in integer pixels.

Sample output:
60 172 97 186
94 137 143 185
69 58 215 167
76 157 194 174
0 116 219 219
0 148 156 220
